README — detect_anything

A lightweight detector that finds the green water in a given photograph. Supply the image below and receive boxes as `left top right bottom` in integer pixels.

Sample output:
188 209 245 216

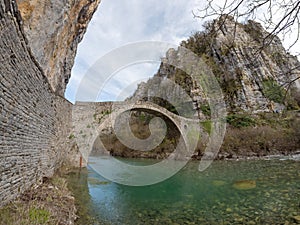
66 159 300 225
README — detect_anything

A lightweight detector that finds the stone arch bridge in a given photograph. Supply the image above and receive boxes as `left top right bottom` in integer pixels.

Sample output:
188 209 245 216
72 101 206 161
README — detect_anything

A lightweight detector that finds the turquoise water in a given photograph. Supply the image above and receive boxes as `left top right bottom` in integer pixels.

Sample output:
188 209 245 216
67 158 300 224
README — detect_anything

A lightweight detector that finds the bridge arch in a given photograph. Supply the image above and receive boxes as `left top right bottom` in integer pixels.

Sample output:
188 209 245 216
89 101 202 158
89 102 202 185
72 101 205 162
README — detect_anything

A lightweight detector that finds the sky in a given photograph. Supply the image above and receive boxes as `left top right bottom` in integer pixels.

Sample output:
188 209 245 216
65 0 300 103
65 0 204 103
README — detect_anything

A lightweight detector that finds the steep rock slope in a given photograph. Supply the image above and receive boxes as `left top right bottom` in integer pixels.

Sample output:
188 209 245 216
17 0 100 95
131 16 300 115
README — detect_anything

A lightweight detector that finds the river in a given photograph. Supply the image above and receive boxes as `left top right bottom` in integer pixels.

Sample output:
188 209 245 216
66 157 300 224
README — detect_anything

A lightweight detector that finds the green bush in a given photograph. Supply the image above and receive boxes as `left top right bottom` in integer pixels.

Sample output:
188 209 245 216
103 110 111 115
226 114 256 128
138 112 152 123
200 104 211 116
262 79 285 103
93 113 97 120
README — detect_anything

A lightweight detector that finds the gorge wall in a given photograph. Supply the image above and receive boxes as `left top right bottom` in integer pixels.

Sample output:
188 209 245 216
132 16 300 115
0 0 99 206
17 0 100 95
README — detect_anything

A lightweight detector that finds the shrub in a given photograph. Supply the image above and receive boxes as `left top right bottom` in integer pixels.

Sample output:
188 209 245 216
262 79 285 103
200 104 211 116
226 114 256 128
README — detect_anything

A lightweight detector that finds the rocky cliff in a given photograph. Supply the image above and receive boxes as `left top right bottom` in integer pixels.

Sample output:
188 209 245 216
129 16 300 158
16 0 100 95
131 16 300 115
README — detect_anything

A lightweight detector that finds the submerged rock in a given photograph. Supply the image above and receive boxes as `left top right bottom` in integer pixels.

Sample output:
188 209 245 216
293 215 300 224
212 180 226 186
233 180 256 190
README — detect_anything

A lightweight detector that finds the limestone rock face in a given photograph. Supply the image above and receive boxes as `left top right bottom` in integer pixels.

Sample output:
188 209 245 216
131 16 300 114
208 17 300 112
17 0 101 95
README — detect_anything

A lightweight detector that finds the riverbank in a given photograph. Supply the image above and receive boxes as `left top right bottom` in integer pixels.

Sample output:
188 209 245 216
0 172 77 225
94 110 300 160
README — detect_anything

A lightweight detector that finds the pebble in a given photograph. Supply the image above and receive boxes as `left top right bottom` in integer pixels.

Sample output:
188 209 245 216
234 217 244 222
226 208 232 212
212 180 226 186
293 215 300 224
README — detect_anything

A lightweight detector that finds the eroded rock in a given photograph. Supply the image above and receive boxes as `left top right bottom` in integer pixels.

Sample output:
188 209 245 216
17 0 101 95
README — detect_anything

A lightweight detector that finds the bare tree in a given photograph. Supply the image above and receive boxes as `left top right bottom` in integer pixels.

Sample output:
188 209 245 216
193 0 300 106
193 0 300 52
281 68 300 104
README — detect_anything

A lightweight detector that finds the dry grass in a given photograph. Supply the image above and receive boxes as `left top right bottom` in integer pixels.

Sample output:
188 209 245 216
0 175 76 225
220 124 299 157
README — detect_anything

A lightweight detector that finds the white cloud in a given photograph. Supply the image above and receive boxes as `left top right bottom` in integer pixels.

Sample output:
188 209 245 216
97 62 161 101
65 0 203 103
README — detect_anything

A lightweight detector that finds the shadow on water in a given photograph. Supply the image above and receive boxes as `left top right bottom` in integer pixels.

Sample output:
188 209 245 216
66 159 300 224
64 168 100 225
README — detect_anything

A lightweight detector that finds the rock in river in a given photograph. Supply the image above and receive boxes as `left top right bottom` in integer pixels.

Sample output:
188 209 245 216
293 215 300 224
233 180 256 190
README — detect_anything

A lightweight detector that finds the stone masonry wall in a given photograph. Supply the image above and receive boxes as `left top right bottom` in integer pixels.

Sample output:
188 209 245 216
0 1 74 206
